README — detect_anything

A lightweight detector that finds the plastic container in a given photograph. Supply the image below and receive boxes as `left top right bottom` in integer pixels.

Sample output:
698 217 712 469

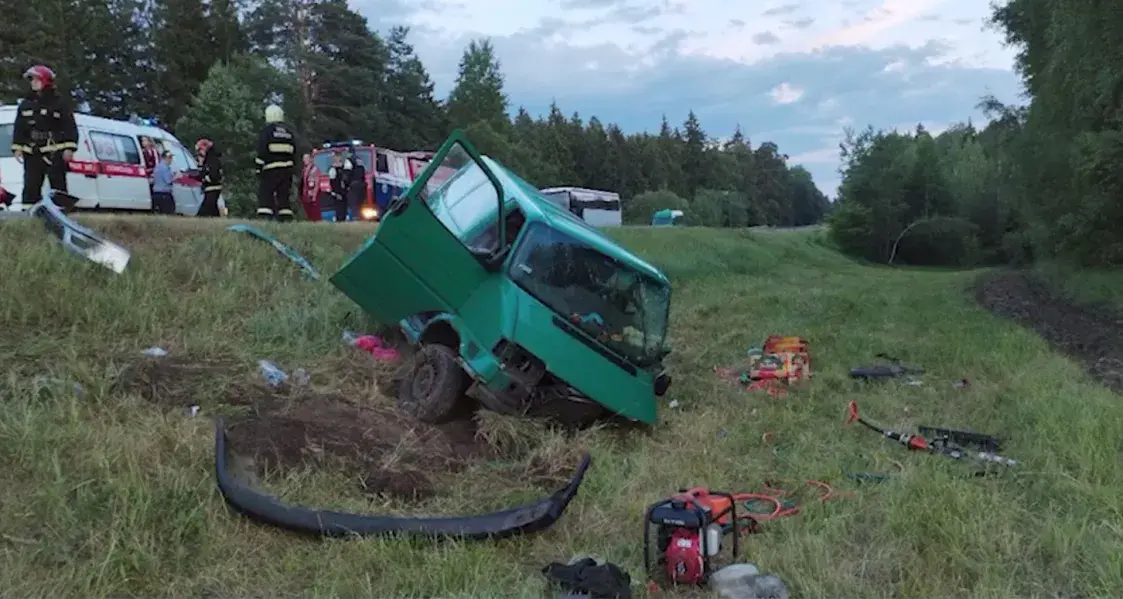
258 360 288 386
704 523 723 556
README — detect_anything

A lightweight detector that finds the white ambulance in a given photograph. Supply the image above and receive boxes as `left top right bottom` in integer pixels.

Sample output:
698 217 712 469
0 105 204 215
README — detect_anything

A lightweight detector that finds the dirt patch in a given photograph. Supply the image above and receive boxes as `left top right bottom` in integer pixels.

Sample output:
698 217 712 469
225 391 492 500
974 270 1123 391
119 344 580 501
115 355 242 408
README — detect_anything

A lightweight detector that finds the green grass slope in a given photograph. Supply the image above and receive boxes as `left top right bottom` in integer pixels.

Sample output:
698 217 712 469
0 217 1120 597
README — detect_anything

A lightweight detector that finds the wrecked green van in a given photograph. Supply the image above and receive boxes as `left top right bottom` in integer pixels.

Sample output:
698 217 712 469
330 130 672 425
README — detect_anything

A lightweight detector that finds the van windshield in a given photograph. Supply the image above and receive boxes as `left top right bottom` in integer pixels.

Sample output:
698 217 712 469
0 125 13 158
314 148 372 173
508 222 670 366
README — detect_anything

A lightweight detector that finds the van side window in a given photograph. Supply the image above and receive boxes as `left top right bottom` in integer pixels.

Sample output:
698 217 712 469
162 140 195 172
0 124 14 158
90 131 141 164
174 145 196 171
375 151 389 174
148 139 191 171
390 155 408 179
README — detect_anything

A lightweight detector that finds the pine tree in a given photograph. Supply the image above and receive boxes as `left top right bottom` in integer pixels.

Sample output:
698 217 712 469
382 26 446 150
446 38 509 130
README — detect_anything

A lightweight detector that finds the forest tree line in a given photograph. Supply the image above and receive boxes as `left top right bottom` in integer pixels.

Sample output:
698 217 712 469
2 0 830 224
828 0 1123 267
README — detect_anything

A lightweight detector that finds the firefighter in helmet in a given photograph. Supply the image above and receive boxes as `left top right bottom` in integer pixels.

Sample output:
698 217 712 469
11 65 79 207
194 138 223 217
254 104 297 221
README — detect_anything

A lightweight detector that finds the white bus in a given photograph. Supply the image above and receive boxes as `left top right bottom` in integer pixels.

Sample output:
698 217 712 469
538 186 622 227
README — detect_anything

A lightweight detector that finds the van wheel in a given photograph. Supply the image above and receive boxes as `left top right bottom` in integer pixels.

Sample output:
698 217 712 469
397 343 471 424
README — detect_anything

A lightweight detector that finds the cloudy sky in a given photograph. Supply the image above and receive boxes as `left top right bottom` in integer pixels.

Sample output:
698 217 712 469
354 0 1025 197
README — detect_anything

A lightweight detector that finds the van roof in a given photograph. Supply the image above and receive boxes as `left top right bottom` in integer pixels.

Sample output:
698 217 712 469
0 104 182 143
539 186 622 200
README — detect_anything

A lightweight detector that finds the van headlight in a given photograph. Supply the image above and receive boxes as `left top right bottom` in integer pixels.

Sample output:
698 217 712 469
361 206 378 220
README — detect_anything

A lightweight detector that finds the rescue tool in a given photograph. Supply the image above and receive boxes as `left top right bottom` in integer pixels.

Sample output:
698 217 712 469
844 401 1017 468
643 483 836 586
643 488 746 586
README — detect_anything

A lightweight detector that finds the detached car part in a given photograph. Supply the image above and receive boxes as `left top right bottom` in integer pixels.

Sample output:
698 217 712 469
213 417 592 538
227 224 320 280
30 193 131 274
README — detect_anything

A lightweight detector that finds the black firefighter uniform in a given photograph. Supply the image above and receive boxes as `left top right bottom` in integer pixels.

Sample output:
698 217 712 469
198 150 223 217
255 123 296 221
11 88 79 205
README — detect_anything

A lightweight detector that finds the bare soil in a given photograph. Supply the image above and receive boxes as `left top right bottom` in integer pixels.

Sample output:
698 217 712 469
974 270 1123 391
116 350 498 500
224 392 492 500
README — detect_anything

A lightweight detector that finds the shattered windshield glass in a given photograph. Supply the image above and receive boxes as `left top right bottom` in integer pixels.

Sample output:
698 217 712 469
508 222 669 366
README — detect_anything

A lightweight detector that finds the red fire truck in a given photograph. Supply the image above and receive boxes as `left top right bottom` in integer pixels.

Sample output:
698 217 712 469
308 141 414 222
304 143 459 222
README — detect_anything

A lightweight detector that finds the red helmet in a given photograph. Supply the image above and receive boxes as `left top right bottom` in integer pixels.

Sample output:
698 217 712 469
24 65 56 87
195 138 214 154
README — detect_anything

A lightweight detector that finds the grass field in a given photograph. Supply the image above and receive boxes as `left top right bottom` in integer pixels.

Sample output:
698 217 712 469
1 215 1121 597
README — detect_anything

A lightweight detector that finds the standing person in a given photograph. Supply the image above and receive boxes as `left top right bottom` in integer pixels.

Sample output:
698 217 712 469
193 138 223 217
10 65 78 207
140 136 159 202
348 148 368 219
140 137 159 176
327 150 352 222
254 104 296 222
299 153 322 221
151 150 177 214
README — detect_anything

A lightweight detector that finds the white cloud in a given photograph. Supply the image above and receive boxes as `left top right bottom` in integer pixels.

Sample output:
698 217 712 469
770 82 804 105
349 0 1024 198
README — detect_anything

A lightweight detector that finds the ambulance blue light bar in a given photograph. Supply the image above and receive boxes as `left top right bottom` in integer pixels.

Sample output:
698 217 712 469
321 139 366 148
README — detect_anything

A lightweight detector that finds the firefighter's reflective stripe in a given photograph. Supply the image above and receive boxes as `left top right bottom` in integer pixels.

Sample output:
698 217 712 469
20 110 32 117
205 185 223 192
262 160 294 170
11 143 31 153
257 207 274 215
267 143 294 154
277 208 294 216
39 142 78 153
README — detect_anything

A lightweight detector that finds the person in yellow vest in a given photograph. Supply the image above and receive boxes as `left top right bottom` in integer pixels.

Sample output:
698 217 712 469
254 104 296 221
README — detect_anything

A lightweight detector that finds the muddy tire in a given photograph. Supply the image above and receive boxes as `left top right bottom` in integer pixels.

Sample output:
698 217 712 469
397 343 472 424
